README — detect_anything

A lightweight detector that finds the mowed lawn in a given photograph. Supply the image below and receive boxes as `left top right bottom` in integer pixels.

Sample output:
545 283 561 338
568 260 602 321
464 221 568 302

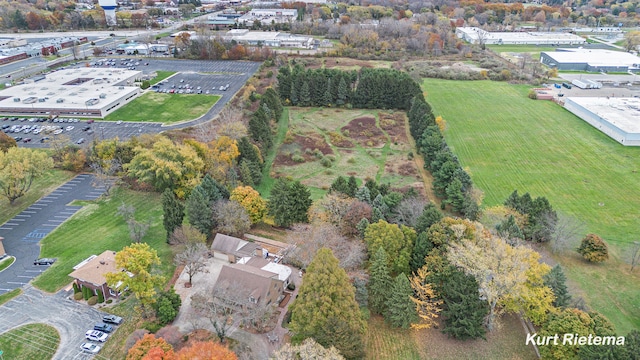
422 78 640 333
0 323 59 360
105 92 220 124
32 188 174 293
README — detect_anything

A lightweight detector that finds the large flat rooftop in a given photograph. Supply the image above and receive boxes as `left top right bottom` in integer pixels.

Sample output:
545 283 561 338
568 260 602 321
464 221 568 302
542 48 640 68
0 68 141 117
568 97 640 134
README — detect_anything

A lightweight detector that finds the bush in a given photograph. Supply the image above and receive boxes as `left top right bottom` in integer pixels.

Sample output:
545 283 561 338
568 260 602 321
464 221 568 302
97 289 105 303
73 282 80 294
87 296 98 306
577 234 609 262
106 299 113 304
528 90 538 100
82 286 91 300
320 156 332 168
142 321 163 333
291 154 305 163
141 80 150 89
74 292 84 300
287 282 296 291
153 287 182 326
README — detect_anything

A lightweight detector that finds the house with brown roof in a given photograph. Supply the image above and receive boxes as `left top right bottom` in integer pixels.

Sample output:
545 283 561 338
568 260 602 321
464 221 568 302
69 250 124 300
215 263 284 306
210 233 261 263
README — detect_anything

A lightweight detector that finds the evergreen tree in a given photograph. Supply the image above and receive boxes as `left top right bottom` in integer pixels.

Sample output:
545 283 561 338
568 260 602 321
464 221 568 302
414 203 443 234
543 264 571 308
337 76 349 106
268 179 312 228
290 248 366 360
299 81 311 106
354 186 371 204
200 173 229 200
323 78 333 106
330 176 350 195
496 215 524 240
356 218 369 238
186 186 213 235
445 178 466 213
162 188 184 242
277 66 291 102
239 160 255 187
368 247 393 315
263 87 283 120
347 176 358 197
372 194 390 221
237 137 263 169
385 273 419 328
249 107 273 150
410 232 433 273
440 267 489 340
364 179 380 199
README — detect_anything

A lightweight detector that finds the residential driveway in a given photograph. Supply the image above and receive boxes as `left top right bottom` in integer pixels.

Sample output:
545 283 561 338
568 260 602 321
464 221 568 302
0 174 105 295
0 285 106 360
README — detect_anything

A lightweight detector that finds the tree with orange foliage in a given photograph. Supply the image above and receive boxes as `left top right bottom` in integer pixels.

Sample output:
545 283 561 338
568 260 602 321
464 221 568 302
127 334 173 360
174 341 237 360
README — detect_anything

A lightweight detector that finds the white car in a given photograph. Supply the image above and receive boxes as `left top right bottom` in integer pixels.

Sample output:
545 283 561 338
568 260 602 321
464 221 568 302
66 126 74 131
53 129 63 135
116 120 123 125
81 342 102 354
85 330 109 342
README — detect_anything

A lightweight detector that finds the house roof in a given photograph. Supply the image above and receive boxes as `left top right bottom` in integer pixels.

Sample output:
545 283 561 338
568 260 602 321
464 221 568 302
215 263 280 301
211 233 258 257
239 256 293 283
68 250 119 286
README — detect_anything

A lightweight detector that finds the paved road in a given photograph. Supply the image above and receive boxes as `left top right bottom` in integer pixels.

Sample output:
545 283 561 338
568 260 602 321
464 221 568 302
0 285 109 360
0 173 105 295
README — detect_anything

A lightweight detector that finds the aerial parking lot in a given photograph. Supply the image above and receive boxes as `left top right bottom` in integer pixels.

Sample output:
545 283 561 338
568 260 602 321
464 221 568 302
2 58 261 148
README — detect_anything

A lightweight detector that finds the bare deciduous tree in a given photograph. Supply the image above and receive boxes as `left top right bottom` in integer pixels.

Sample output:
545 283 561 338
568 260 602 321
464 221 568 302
628 241 640 272
175 242 208 285
117 203 151 243
285 223 365 270
550 214 585 254
392 197 427 227
90 158 120 196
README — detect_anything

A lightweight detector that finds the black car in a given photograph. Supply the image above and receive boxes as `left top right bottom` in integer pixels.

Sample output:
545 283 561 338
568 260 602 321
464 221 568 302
34 258 56 265
562 82 572 89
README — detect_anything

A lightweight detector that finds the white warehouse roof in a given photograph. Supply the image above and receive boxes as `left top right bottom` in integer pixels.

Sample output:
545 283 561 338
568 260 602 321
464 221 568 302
541 48 640 68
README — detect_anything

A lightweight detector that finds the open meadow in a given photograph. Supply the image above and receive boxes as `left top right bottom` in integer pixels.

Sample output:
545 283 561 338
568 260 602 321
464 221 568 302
422 78 640 333
32 188 174 293
0 323 59 360
269 108 425 199
105 92 220 124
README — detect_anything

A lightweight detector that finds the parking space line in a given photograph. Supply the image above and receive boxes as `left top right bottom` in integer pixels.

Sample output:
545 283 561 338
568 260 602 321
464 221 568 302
0 227 12 230
15 214 31 217
4 222 18 226
29 207 43 210
12 218 25 221
22 211 36 214
42 224 57 227
7 282 27 285
39 199 53 202
17 276 34 279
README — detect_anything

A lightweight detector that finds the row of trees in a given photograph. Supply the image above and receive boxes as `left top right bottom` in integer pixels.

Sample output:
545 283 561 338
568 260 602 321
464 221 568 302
277 65 421 110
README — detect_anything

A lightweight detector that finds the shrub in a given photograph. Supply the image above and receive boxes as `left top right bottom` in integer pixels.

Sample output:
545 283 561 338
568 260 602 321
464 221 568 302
82 286 91 300
577 234 609 262
97 289 105 303
287 282 296 291
87 296 98 306
320 156 332 168
74 292 83 300
347 157 356 164
142 321 163 333
291 154 305 163
528 90 538 100
73 282 80 294
106 299 113 304
141 80 150 89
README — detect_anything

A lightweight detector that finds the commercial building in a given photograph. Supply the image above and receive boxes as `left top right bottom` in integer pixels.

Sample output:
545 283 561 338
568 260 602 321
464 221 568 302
0 68 141 118
455 27 585 45
564 97 640 146
540 48 640 73
238 8 298 25
223 29 314 48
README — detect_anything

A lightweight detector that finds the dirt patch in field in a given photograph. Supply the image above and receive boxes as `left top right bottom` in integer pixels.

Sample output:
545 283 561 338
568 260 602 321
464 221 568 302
341 116 386 148
273 133 333 166
385 160 418 177
328 131 354 148
379 112 408 144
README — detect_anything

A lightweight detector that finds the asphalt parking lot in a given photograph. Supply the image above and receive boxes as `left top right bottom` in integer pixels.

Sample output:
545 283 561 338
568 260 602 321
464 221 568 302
0 285 110 360
0 174 104 295
4 58 261 148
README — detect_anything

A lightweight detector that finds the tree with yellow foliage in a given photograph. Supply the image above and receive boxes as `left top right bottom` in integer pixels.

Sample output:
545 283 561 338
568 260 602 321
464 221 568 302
208 136 239 182
409 266 442 330
230 185 267 224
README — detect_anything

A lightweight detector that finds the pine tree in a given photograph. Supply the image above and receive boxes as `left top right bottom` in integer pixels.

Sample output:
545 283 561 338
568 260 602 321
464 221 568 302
237 137 263 170
440 267 488 339
347 176 358 197
409 266 442 330
277 66 291 102
337 76 348 106
414 203 443 234
239 160 255 187
268 179 312 227
330 176 349 195
410 232 433 273
200 173 229 200
445 178 465 213
386 273 419 328
355 186 371 204
368 247 392 315
290 248 366 360
186 186 213 235
298 81 310 106
162 188 184 242
543 264 571 308
372 194 390 221
323 78 333 106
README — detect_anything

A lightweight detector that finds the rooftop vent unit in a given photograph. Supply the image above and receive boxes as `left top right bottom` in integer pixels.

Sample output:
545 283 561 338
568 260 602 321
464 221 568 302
99 93 107 99
56 98 64 103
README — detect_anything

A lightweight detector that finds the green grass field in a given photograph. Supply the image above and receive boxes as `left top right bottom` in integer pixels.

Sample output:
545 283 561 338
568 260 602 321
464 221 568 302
32 187 174 293
149 71 176 85
263 108 422 199
0 169 74 225
486 44 556 60
422 78 640 333
105 92 220 124
0 256 15 272
0 324 59 360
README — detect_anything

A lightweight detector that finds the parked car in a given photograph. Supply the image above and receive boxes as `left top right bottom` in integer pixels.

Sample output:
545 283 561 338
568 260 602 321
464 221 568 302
33 258 56 265
80 342 101 354
94 323 114 333
102 314 123 325
85 330 109 342
562 82 572 89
